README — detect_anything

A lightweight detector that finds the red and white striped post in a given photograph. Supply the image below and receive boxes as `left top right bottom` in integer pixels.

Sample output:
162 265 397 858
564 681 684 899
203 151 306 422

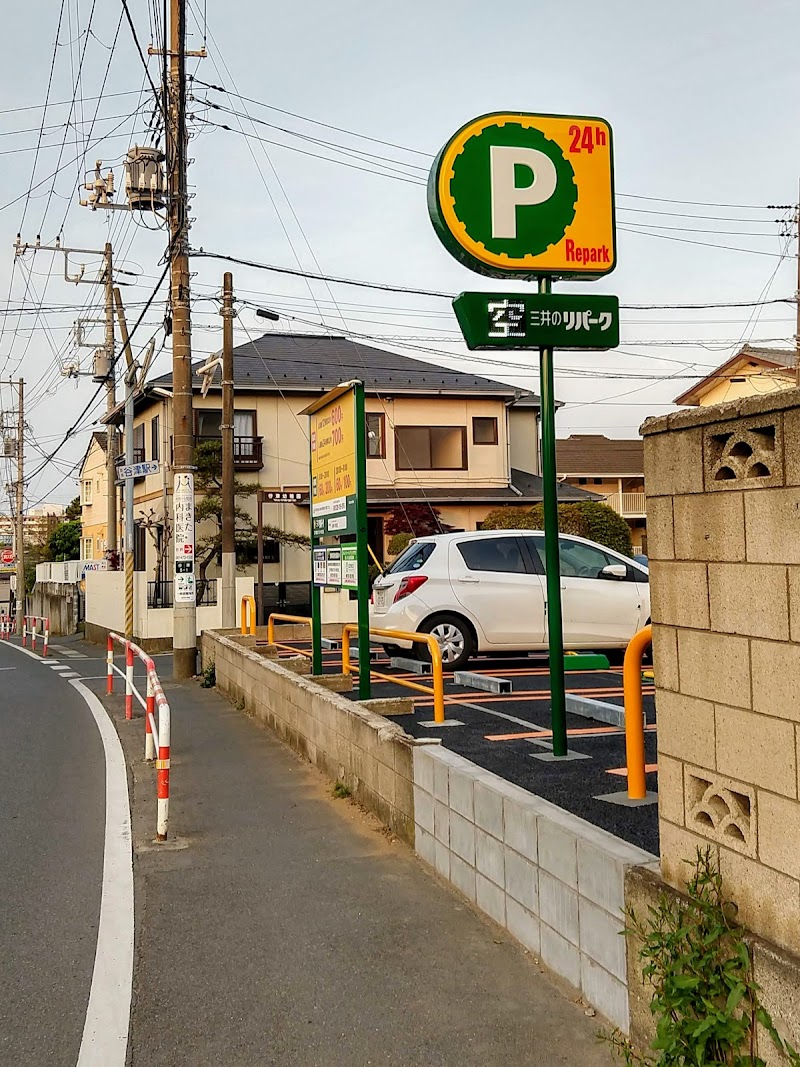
30 619 36 652
153 677 170 840
22 616 27 647
145 673 156 761
125 643 134 720
106 635 114 694
42 617 49 658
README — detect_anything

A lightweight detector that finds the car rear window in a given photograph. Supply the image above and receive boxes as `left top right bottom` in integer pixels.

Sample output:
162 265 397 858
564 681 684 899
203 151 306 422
384 541 436 574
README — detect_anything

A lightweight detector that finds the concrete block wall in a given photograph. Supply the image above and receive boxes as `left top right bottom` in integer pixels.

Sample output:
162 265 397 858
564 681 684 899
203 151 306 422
202 629 420 844
413 745 655 1031
642 391 800 956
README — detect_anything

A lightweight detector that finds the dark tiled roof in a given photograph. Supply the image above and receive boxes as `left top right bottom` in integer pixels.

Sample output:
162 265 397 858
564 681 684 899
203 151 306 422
150 332 539 403
364 469 601 506
90 430 108 451
556 435 644 476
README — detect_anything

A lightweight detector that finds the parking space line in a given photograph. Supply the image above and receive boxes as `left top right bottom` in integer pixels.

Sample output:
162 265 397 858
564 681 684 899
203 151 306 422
607 764 658 776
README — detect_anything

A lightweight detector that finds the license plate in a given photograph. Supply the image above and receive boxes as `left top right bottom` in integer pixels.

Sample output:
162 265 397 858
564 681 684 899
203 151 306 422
374 586 389 611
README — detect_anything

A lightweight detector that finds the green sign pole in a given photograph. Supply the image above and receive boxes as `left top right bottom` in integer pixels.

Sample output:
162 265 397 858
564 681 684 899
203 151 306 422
353 382 371 700
310 448 323 675
538 276 568 757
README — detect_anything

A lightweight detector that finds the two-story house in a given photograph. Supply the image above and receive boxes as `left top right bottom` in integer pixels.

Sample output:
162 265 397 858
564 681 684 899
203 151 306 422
94 332 594 617
673 344 795 407
557 434 647 554
78 432 111 560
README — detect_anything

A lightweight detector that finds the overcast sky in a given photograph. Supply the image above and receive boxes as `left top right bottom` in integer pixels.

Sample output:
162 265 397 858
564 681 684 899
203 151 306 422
1 0 798 506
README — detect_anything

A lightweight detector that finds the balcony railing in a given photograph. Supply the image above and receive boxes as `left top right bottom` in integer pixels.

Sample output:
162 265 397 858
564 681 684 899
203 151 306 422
195 435 263 471
148 578 217 608
606 491 647 517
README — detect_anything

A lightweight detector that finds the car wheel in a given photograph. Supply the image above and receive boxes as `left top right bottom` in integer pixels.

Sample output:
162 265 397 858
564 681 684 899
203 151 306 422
381 643 402 658
418 614 475 671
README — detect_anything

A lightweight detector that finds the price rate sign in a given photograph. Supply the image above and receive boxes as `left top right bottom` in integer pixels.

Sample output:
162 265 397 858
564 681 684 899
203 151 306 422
309 389 357 536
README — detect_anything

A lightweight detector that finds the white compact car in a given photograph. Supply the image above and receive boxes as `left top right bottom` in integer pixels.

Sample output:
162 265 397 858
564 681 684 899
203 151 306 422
370 529 650 669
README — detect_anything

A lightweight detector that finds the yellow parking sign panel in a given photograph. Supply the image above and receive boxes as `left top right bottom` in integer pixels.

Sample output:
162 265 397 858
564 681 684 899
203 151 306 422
308 385 357 536
428 112 615 279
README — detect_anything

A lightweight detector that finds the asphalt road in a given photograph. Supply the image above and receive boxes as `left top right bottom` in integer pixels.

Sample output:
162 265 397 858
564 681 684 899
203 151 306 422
0 644 106 1066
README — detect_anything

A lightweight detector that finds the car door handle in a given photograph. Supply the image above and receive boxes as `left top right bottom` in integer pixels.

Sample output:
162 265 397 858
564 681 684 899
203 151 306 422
457 576 480 583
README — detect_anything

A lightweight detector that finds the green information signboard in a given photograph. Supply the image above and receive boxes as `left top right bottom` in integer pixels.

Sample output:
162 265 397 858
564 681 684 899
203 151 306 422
453 292 619 350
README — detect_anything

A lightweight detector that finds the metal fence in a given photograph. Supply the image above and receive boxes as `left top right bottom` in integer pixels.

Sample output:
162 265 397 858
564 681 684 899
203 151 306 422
257 580 311 622
147 579 218 608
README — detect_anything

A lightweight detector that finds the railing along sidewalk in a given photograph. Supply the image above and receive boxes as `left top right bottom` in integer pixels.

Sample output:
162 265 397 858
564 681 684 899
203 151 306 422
22 615 50 656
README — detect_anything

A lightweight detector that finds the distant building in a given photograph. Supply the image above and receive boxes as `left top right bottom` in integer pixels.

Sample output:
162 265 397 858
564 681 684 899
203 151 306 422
557 434 646 554
79 431 111 560
673 344 795 407
0 501 67 548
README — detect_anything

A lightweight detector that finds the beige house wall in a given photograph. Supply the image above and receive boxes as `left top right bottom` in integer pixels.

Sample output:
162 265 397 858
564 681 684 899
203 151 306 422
694 371 792 408
80 437 111 558
641 389 800 956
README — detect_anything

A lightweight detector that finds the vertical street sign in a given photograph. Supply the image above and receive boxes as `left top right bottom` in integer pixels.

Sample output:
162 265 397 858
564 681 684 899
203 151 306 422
173 472 196 604
303 382 371 699
429 111 617 759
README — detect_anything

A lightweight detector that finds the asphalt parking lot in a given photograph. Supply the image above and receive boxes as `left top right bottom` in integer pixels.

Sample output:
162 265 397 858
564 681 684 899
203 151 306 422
273 637 659 856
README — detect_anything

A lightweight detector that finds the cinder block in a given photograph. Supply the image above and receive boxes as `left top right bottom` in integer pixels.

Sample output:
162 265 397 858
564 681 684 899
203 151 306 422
750 639 800 721
413 746 435 795
539 870 579 946
416 826 435 867
413 785 434 835
650 561 710 630
449 811 476 865
506 898 541 955
645 495 674 561
788 569 800 644
720 849 800 955
540 923 581 990
659 819 719 891
579 898 626 981
708 563 789 640
651 624 679 692
643 426 704 497
434 839 450 879
474 779 505 839
476 873 506 926
433 800 450 847
503 797 538 861
757 792 800 879
449 853 477 902
677 629 751 709
448 766 475 822
581 955 630 1033
673 492 745 562
657 689 716 768
745 489 800 564
577 841 627 920
657 755 685 827
434 757 449 804
537 815 578 888
504 848 539 914
716 703 796 796
476 827 505 887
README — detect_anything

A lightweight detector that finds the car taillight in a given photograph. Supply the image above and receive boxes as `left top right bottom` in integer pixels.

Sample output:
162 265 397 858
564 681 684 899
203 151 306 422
393 574 428 603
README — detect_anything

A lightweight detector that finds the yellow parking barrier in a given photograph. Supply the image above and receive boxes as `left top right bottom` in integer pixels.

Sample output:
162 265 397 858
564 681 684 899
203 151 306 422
623 625 652 800
341 623 445 724
267 612 314 653
240 595 256 635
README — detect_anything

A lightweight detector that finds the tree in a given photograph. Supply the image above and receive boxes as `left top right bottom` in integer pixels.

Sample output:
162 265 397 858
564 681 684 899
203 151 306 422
64 496 81 520
384 503 449 538
48 519 81 562
480 501 633 556
193 440 309 591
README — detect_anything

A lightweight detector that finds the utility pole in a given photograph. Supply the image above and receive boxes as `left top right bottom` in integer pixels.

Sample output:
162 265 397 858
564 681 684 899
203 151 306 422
114 289 136 640
220 272 236 627
795 182 800 388
103 243 118 553
14 379 24 636
168 0 197 677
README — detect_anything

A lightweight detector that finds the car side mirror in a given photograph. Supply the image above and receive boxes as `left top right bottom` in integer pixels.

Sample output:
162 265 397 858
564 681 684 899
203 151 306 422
600 563 627 580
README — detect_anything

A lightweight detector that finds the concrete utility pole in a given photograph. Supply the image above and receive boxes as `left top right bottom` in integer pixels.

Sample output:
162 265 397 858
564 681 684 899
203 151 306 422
14 379 24 635
103 243 118 553
795 182 800 388
114 289 136 640
220 272 236 628
168 0 197 677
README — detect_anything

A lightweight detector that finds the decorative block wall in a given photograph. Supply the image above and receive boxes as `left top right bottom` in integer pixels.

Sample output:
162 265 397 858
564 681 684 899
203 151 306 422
642 391 800 955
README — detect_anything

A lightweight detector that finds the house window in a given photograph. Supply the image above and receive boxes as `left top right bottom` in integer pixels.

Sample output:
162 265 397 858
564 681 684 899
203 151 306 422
151 415 160 462
133 423 145 464
395 426 467 471
366 412 385 458
195 409 257 458
81 479 93 505
472 416 498 445
578 478 588 485
82 537 93 560
133 525 147 572
593 478 603 485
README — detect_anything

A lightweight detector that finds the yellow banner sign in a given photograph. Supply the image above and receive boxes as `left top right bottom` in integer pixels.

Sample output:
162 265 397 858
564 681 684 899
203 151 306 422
310 388 356 534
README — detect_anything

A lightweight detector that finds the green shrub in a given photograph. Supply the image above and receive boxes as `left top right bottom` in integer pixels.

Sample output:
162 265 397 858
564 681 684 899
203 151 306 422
481 501 632 556
387 531 413 556
480 507 541 530
572 501 633 557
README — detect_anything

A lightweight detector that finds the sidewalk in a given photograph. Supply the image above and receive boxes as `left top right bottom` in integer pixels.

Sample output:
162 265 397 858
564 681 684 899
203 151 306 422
103 667 616 1066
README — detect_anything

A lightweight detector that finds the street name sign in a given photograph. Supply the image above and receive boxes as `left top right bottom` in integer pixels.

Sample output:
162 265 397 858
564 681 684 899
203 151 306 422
116 459 160 481
428 112 615 279
453 292 619 349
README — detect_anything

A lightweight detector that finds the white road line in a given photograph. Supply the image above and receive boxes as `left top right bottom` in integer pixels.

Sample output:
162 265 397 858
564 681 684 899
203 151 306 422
70 679 133 1067
450 697 544 731
59 671 80 678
